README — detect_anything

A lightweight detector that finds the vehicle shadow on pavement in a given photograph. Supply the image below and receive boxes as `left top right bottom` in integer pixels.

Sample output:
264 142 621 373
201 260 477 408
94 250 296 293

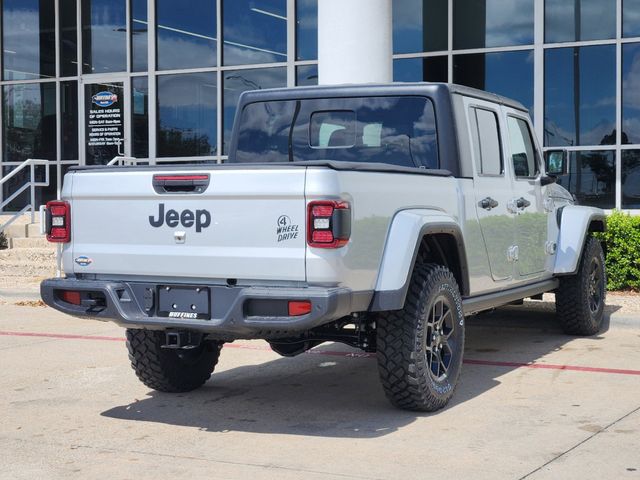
101 300 620 438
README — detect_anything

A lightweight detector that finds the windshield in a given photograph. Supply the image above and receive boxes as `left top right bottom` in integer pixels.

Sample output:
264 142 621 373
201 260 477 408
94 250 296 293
233 96 439 169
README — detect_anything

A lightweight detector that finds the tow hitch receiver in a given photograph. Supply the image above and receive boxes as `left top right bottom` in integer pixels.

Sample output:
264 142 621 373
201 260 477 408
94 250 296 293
162 331 203 349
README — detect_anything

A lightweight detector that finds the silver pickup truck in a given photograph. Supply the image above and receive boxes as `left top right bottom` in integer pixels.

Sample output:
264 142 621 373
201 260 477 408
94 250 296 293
41 83 606 412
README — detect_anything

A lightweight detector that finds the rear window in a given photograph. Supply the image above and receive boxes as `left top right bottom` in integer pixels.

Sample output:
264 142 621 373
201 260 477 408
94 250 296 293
233 96 439 168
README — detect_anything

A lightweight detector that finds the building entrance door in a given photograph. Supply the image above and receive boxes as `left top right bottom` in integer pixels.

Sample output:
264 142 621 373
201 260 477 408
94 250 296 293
83 78 130 164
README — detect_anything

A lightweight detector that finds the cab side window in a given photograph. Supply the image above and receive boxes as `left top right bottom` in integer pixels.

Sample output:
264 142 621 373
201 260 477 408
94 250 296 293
507 116 539 178
470 107 503 176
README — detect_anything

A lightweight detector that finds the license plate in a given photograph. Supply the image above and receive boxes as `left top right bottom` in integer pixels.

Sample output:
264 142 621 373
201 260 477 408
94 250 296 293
157 285 210 320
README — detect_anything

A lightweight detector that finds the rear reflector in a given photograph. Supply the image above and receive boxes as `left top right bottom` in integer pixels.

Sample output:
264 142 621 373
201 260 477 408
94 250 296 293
60 291 81 305
307 200 351 248
288 300 312 316
45 201 71 243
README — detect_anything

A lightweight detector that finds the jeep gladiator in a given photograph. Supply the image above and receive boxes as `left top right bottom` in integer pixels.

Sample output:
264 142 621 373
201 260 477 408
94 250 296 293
41 83 606 411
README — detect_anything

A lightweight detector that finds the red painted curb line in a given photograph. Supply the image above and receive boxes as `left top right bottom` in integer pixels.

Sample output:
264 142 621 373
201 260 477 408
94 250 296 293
2 330 639 377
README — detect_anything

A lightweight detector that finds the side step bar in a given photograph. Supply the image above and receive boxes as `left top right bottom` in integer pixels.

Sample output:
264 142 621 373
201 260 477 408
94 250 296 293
462 279 559 316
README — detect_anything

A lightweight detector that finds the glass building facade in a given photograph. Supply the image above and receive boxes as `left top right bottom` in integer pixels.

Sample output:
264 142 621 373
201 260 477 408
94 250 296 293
1 0 640 211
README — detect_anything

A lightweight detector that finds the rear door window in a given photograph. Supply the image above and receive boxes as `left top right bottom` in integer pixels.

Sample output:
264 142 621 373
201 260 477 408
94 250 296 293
507 116 539 178
234 96 439 169
470 107 503 176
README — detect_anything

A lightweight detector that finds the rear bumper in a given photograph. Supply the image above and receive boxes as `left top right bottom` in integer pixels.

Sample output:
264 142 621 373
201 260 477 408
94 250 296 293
40 278 356 340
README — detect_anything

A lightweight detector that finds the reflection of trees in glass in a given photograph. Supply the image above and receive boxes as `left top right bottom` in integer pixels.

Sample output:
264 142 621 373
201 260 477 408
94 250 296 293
158 128 213 157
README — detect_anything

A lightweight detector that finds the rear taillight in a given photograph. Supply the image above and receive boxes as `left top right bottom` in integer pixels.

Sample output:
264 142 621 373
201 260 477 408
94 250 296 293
307 201 351 248
45 201 71 243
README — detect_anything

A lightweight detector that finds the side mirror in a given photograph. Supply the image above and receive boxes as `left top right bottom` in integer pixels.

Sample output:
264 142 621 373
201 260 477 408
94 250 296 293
545 150 568 176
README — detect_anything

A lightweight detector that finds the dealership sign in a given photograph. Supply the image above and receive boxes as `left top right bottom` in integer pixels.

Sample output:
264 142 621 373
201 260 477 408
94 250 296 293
92 91 118 108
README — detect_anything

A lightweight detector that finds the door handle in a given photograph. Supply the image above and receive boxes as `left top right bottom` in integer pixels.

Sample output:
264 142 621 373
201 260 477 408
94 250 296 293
515 197 531 209
478 197 499 210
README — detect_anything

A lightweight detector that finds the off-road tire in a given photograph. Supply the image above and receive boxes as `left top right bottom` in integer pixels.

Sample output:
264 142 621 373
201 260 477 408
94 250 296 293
556 236 606 336
376 264 465 412
126 329 222 392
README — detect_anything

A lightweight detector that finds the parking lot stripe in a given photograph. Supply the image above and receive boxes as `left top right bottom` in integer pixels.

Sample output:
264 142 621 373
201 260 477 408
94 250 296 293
1 330 639 377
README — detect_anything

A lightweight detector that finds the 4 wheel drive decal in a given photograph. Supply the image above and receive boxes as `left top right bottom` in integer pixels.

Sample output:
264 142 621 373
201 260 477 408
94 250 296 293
149 203 211 232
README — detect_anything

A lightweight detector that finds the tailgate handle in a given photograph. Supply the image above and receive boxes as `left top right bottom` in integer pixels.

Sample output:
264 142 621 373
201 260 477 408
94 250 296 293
153 174 210 194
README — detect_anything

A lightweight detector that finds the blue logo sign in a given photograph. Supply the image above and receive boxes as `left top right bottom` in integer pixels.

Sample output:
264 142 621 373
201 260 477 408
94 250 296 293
74 256 93 267
92 91 118 108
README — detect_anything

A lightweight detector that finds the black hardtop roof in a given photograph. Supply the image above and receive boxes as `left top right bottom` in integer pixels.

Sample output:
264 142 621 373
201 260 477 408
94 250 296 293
238 82 528 113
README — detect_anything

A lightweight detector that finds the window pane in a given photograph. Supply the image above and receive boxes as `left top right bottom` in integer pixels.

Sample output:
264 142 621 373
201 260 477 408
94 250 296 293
223 0 287 65
60 0 78 77
131 0 148 71
296 0 317 60
545 0 616 43
61 81 79 160
507 116 538 177
157 73 217 157
3 83 57 162
555 151 615 208
623 0 640 38
82 0 127 73
85 82 124 164
453 0 534 49
310 111 357 148
544 45 616 147
223 67 287 153
132 77 149 158
156 0 216 70
623 150 640 208
296 64 318 86
394 56 448 83
235 97 439 169
473 108 502 175
453 51 534 113
623 43 640 144
394 0 447 54
2 0 56 80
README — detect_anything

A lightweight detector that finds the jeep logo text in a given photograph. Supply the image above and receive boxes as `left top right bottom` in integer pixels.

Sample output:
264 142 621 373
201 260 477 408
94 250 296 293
149 203 211 232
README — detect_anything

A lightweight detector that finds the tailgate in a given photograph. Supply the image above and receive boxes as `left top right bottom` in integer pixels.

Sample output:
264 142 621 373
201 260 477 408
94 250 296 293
68 168 307 282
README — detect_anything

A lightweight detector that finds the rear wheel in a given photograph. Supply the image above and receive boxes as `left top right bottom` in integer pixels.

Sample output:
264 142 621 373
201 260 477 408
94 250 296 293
376 264 465 411
126 329 222 392
556 236 606 336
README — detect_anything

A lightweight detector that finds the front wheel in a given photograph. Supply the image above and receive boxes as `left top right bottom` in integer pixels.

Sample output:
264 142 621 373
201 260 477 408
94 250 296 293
126 329 223 392
556 236 606 336
375 264 465 412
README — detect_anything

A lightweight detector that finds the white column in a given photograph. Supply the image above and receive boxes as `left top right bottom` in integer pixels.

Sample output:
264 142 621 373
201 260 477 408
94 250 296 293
318 0 393 85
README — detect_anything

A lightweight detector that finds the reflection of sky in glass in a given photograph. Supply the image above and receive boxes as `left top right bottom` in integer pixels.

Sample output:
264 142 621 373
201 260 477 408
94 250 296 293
158 73 217 157
296 0 317 60
624 0 640 38
3 0 56 80
393 57 448 83
223 0 287 66
223 67 287 153
545 0 615 43
623 43 640 144
82 0 127 73
296 64 318 86
544 45 616 147
393 0 447 54
453 51 534 114
156 0 216 70
131 0 148 72
60 0 78 77
454 0 534 49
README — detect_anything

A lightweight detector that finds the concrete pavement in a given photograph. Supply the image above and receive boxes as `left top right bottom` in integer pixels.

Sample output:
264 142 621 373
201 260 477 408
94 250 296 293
0 300 639 480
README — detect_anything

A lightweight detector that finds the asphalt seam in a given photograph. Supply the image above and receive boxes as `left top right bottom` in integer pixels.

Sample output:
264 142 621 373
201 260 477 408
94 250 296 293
518 404 640 479
0 435 384 480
